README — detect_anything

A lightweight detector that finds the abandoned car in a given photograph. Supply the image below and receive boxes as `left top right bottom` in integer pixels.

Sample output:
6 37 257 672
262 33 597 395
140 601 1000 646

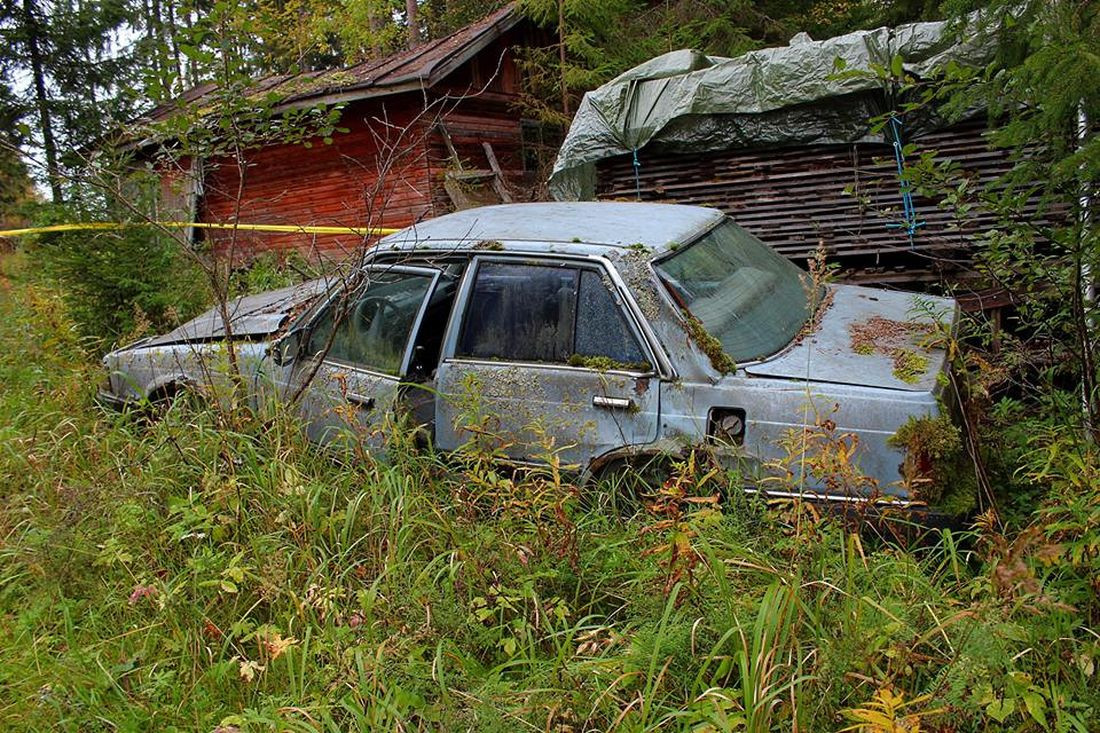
99 202 964 509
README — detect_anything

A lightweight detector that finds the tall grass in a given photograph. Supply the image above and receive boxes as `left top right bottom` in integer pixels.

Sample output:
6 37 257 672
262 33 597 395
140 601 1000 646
1 252 1097 731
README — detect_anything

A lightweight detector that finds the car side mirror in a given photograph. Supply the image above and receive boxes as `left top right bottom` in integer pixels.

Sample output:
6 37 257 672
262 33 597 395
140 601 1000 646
272 329 304 366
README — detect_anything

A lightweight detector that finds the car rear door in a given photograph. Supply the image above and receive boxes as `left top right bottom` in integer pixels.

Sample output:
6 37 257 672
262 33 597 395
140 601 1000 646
291 265 439 448
433 257 659 471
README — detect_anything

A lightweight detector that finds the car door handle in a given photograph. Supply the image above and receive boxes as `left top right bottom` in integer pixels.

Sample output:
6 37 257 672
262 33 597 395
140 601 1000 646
345 393 375 411
592 395 634 411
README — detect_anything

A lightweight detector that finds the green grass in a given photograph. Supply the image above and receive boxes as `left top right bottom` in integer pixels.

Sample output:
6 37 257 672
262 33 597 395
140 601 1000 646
0 252 1097 731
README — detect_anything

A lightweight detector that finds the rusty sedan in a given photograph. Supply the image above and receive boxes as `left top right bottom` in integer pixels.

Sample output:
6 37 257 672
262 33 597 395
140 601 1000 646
99 202 963 511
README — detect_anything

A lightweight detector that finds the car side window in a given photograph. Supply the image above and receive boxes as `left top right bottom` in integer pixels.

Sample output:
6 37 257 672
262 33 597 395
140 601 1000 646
457 261 647 368
307 271 433 375
574 269 647 366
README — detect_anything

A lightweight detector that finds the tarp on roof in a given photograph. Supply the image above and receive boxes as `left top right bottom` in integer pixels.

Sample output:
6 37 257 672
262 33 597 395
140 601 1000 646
548 16 996 201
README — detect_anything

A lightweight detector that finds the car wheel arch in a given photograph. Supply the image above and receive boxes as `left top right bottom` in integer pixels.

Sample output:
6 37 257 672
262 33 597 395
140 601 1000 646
585 442 690 484
145 375 196 404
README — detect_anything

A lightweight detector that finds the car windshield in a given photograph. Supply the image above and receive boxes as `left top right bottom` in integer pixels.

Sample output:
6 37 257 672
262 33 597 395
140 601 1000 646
654 219 816 363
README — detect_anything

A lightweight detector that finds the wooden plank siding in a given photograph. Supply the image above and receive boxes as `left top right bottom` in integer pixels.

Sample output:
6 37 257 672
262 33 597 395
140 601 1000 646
200 105 436 261
190 19 530 263
595 117 1053 286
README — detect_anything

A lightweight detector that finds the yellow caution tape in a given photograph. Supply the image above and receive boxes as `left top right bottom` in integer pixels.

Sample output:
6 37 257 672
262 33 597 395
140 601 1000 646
0 221 400 238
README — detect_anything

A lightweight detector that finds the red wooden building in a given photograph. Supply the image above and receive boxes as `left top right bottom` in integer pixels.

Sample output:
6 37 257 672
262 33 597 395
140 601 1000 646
144 5 534 261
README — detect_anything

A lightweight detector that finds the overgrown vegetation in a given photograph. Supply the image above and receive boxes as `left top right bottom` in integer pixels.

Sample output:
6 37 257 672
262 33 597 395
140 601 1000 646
3 246 1099 730
889 414 977 513
29 181 212 348
2 0 1099 730
683 314 738 376
567 354 652 372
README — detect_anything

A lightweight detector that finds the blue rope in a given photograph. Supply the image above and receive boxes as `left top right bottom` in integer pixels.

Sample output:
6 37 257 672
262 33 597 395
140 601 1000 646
632 148 641 201
885 116 924 246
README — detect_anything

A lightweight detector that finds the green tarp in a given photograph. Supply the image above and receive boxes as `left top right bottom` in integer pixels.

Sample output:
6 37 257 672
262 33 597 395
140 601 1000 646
549 16 995 201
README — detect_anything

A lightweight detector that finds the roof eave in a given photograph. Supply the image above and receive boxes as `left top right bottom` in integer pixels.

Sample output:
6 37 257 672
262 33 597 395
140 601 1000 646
273 7 522 112
423 8 523 87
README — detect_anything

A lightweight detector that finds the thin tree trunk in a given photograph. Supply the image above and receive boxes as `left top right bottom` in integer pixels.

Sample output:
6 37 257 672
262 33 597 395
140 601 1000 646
368 7 383 59
21 0 62 202
407 0 420 48
143 0 163 94
558 0 569 118
150 0 170 94
165 0 184 94
77 0 100 130
182 6 196 86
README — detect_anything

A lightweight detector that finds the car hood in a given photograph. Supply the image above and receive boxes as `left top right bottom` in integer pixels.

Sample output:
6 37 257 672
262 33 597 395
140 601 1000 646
141 279 328 348
744 285 957 392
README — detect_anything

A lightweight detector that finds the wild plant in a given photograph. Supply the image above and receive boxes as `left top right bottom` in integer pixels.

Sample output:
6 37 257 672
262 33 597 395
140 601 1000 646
730 581 808 732
762 402 879 500
639 449 724 596
841 687 943 732
443 372 582 562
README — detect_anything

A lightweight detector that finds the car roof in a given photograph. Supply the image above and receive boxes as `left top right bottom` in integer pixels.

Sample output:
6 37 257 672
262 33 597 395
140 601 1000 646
376 202 724 255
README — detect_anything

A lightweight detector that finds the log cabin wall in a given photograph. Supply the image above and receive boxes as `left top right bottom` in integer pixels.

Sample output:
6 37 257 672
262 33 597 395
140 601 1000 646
428 36 525 178
423 37 529 214
595 117 1048 289
200 103 436 262
179 6 531 263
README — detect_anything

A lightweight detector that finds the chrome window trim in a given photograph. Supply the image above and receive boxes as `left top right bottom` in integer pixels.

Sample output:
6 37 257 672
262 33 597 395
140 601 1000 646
441 356 654 378
743 487 919 508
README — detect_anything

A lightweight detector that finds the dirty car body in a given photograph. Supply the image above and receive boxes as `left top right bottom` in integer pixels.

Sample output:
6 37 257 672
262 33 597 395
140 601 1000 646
100 203 960 509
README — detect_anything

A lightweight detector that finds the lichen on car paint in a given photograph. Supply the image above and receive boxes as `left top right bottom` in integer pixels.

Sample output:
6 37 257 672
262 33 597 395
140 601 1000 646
891 349 930 384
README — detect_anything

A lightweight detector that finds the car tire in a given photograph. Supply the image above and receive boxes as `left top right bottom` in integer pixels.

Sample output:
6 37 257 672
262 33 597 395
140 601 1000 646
590 454 678 515
146 381 204 418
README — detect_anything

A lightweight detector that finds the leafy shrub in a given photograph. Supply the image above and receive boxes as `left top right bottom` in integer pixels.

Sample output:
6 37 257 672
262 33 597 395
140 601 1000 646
29 194 210 350
229 250 315 297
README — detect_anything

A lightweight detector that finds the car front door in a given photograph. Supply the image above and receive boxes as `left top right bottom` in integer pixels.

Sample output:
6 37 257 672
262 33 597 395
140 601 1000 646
433 257 660 471
291 265 439 448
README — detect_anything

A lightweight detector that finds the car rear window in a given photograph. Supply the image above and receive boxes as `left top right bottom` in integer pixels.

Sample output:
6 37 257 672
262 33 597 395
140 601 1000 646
654 219 815 363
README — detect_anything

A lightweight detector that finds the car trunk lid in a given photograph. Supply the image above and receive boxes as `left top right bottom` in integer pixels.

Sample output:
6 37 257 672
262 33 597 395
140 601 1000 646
743 285 957 392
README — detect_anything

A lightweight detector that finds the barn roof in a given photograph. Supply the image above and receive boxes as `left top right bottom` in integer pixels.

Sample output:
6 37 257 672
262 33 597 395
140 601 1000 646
142 4 520 125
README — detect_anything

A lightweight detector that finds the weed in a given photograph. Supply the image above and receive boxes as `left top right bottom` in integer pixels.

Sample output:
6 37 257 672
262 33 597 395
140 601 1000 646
2 253 1099 731
764 404 879 499
841 687 944 732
